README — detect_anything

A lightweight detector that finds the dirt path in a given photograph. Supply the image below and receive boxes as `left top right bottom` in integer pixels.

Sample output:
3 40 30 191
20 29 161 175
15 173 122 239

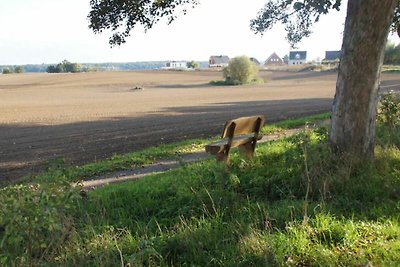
1 70 399 181
82 128 304 190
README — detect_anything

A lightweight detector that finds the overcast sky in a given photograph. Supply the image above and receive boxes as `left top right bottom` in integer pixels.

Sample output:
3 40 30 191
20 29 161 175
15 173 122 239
0 0 397 65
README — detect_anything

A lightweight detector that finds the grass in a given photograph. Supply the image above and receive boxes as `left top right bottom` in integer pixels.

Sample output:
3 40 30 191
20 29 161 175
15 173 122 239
209 76 264 86
382 65 400 73
1 114 400 266
15 112 330 185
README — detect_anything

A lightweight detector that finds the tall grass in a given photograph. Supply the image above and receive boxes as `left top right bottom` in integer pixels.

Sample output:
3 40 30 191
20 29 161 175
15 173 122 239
1 120 399 266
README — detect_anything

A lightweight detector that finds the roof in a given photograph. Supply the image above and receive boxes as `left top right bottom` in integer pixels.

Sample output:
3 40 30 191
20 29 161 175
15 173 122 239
325 51 342 61
250 57 260 65
209 55 230 64
265 52 283 62
289 51 307 60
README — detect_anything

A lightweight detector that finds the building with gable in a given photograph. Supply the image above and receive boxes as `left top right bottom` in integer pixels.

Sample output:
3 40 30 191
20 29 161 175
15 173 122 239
264 52 284 65
209 55 230 68
289 51 307 65
324 51 342 62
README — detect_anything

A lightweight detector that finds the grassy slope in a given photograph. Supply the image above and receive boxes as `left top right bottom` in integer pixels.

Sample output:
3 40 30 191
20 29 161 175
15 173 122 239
1 114 400 266
74 127 399 266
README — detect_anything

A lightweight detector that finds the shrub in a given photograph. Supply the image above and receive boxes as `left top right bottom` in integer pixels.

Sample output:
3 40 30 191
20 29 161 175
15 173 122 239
0 176 81 265
377 91 400 128
223 56 261 85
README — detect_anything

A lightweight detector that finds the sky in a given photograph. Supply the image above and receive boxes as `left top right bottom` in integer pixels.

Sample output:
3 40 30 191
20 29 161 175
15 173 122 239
0 0 397 65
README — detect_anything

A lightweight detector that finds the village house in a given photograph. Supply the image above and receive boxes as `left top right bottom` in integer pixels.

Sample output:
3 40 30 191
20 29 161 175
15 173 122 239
209 55 229 68
289 51 307 65
323 50 342 62
264 52 284 66
163 61 188 69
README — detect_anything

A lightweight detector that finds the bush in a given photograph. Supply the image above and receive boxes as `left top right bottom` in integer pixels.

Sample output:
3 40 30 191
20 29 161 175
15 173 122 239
377 91 400 128
223 56 261 85
0 176 81 265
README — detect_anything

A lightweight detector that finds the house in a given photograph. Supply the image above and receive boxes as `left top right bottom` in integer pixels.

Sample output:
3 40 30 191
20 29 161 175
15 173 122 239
209 55 229 68
289 51 307 65
264 52 284 65
250 57 261 66
324 50 342 62
163 61 188 69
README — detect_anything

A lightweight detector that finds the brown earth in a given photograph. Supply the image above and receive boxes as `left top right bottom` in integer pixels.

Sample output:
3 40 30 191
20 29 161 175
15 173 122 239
1 70 399 181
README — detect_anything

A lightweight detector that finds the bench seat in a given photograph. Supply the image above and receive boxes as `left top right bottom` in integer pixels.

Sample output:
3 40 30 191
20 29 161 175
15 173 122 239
205 134 263 155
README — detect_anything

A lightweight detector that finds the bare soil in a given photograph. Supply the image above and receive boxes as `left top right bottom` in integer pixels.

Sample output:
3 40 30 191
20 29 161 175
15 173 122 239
1 70 399 181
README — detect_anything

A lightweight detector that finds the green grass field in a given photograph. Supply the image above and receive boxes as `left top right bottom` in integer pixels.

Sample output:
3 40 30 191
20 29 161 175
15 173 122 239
1 112 399 266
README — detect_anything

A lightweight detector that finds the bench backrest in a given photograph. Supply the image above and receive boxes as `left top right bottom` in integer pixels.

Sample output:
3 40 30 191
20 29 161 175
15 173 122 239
221 115 265 139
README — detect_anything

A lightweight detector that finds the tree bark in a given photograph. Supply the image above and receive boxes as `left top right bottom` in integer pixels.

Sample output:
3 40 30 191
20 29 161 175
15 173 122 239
330 0 397 158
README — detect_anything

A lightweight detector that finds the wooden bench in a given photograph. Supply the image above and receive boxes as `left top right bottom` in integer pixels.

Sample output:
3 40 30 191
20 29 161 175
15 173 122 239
205 115 265 162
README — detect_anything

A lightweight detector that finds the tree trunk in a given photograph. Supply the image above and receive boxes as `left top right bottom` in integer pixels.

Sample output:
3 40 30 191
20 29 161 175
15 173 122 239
330 0 397 158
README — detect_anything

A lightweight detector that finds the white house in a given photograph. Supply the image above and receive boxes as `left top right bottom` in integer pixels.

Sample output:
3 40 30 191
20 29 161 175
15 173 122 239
289 51 307 65
163 61 188 69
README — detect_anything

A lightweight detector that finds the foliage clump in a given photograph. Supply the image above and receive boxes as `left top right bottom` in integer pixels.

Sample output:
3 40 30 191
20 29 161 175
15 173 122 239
1 66 24 74
2 68 12 74
384 41 400 65
0 176 81 266
222 56 262 85
14 66 24 73
186 60 199 69
377 91 400 128
47 60 82 73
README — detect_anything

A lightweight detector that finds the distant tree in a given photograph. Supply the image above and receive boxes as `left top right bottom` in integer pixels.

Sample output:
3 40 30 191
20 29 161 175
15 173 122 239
2 68 12 74
70 63 82 73
223 56 260 85
282 54 289 64
14 66 24 73
47 65 60 73
187 60 199 69
384 41 400 64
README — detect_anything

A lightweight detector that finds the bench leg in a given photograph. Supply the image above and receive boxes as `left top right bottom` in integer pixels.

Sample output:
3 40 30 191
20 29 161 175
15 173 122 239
215 151 230 163
239 142 256 159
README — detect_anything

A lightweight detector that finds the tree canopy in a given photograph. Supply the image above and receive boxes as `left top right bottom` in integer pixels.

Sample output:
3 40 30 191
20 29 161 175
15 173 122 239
88 0 199 46
251 0 400 47
88 0 400 47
